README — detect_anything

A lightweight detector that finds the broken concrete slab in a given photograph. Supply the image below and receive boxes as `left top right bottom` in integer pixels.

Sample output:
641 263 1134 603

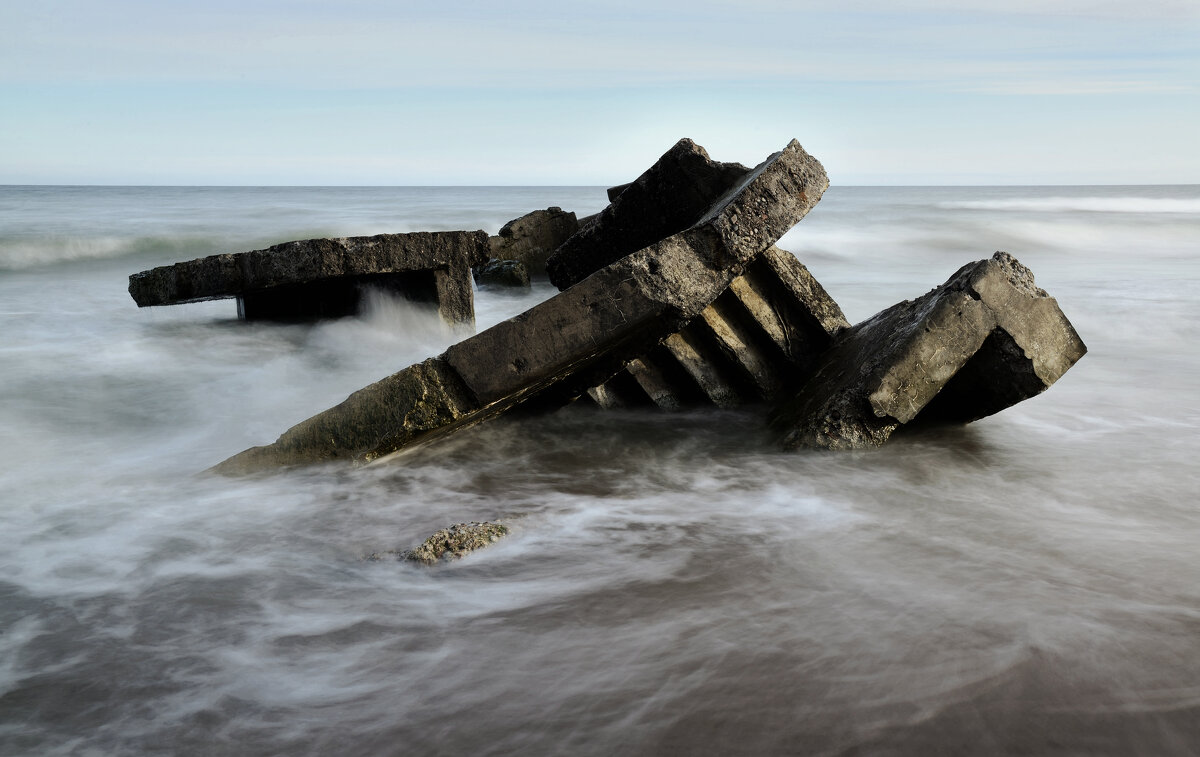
488 206 579 275
473 258 531 288
212 138 829 473
128 231 490 325
582 246 849 409
545 138 752 290
771 252 1087 450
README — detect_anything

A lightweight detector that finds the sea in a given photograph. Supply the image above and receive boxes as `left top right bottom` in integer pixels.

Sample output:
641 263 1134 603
1 183 1198 755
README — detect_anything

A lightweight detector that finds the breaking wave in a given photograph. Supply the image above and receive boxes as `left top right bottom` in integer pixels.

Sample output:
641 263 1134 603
0 235 231 271
0 185 610 272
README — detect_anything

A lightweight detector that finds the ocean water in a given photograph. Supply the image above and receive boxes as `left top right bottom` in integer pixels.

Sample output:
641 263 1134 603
1 183 1199 755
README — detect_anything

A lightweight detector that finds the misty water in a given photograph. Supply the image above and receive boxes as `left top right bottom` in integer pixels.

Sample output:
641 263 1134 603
2 184 1199 755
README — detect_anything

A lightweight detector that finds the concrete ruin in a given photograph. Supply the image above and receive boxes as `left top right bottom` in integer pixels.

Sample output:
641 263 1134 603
545 138 752 290
128 231 490 325
188 137 1088 474
583 246 848 409
488 206 579 275
553 141 845 411
770 252 1088 450
212 138 830 474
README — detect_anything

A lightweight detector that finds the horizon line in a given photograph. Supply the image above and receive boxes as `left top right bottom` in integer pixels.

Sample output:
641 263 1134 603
3 182 1199 189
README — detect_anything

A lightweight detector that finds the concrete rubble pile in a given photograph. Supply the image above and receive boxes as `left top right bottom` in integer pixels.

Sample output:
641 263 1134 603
124 137 1084 473
213 137 830 473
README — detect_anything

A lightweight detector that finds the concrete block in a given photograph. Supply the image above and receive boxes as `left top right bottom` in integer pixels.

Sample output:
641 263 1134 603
771 252 1088 450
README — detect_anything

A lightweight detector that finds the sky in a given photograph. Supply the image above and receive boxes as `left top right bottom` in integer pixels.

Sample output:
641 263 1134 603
1 0 1197 185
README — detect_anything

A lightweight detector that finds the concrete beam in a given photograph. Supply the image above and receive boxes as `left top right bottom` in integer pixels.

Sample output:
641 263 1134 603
585 247 848 410
129 231 489 325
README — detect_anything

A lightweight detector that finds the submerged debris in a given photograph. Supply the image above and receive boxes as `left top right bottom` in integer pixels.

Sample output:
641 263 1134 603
367 522 510 565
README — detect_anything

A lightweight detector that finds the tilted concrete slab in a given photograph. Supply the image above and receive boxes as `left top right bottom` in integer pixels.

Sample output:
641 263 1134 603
582 246 849 410
128 231 490 325
212 139 829 474
546 138 751 290
770 252 1087 450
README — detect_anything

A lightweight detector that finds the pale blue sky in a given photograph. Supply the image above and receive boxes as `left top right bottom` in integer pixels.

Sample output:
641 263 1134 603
2 0 1197 185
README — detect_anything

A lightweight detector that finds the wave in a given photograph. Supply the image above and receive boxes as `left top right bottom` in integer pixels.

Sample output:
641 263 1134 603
937 197 1200 214
0 220 521 272
0 234 242 271
0 228 412 271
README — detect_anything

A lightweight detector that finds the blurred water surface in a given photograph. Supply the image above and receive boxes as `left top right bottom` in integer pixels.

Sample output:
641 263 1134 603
1 184 1198 755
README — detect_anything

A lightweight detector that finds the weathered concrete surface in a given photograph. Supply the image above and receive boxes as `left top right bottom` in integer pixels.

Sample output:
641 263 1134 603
771 252 1087 450
214 139 829 473
431 267 478 326
488 207 578 275
366 522 510 564
473 258 531 288
129 231 489 324
545 138 751 290
584 246 849 409
212 357 478 473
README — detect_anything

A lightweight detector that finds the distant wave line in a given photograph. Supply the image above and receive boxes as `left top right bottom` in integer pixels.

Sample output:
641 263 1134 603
938 197 1200 214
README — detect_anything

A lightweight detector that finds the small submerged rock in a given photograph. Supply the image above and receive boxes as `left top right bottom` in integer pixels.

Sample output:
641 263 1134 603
367 521 510 565
473 258 531 288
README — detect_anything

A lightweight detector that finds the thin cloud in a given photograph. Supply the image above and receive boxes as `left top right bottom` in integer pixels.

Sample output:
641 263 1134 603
3 2 1195 91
